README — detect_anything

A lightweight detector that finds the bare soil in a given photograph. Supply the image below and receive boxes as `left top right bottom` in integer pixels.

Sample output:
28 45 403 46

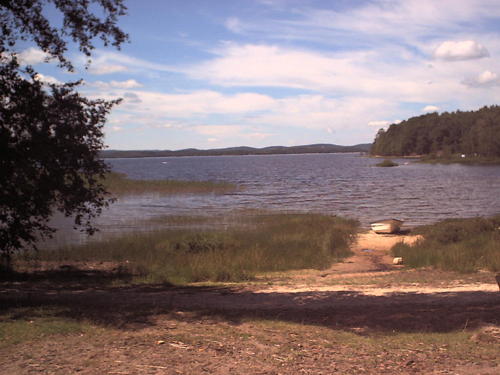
1 231 499 374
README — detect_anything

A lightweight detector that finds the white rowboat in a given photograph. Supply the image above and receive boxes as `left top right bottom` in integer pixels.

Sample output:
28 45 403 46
370 219 404 234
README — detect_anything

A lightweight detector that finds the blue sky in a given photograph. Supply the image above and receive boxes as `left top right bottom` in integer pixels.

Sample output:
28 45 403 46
21 0 500 150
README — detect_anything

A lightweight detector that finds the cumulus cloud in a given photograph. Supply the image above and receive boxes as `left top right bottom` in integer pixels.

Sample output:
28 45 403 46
476 70 498 84
463 70 500 87
18 47 51 65
433 40 489 61
422 105 440 112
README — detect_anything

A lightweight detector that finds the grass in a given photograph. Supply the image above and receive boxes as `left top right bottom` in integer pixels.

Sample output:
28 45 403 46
103 172 238 196
392 216 500 273
0 307 97 348
375 159 399 167
31 213 359 284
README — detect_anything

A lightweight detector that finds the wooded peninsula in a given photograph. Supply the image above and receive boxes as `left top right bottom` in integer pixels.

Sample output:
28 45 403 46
371 105 500 160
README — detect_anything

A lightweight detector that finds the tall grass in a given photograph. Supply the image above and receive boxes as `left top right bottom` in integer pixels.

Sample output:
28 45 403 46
392 216 500 273
103 172 237 196
35 213 359 284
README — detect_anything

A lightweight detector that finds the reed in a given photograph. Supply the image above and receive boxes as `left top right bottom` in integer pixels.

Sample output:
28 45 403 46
103 172 237 195
34 213 359 284
392 216 500 273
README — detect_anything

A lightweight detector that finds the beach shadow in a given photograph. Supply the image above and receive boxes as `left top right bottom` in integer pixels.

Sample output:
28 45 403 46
1 277 499 334
0 265 136 286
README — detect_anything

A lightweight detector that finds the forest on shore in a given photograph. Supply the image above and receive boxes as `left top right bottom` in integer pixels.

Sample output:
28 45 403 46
101 143 371 158
371 105 500 158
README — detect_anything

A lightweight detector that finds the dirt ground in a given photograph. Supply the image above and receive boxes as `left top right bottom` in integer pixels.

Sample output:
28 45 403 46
1 231 499 374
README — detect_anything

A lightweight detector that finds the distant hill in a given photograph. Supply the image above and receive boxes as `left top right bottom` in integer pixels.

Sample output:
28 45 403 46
371 105 500 157
100 143 372 158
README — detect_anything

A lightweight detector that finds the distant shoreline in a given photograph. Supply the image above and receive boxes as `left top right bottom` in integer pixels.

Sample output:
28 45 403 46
100 143 372 159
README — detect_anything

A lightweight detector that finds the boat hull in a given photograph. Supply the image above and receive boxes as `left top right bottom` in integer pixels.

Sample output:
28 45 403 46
370 219 403 234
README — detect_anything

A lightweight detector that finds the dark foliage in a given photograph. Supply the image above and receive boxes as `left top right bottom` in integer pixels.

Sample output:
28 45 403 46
0 0 128 70
375 159 398 167
371 106 500 157
0 0 128 260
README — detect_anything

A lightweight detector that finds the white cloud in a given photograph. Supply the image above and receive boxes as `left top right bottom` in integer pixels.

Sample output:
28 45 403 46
18 48 50 65
88 63 129 75
88 79 143 89
102 90 276 116
423 105 440 112
463 70 500 87
477 70 498 84
110 126 123 132
34 73 61 85
433 40 489 61
184 43 467 103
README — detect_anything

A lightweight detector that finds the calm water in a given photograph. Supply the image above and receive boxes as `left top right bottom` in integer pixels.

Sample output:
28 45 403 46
46 153 500 246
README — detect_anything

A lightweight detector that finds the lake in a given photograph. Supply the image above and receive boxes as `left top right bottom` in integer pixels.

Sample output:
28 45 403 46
45 153 500 246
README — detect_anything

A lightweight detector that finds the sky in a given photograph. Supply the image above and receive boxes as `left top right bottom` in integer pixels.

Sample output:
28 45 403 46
20 0 500 150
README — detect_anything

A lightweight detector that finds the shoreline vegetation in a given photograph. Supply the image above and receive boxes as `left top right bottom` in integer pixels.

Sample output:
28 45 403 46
371 154 500 165
103 172 238 196
375 159 399 167
21 213 359 284
419 154 500 165
11 214 499 284
391 216 500 273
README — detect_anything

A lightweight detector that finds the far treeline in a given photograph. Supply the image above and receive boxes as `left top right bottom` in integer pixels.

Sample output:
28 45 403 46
371 105 500 158
101 143 372 158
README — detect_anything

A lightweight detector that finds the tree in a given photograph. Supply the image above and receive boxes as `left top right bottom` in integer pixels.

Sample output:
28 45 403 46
0 0 128 265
